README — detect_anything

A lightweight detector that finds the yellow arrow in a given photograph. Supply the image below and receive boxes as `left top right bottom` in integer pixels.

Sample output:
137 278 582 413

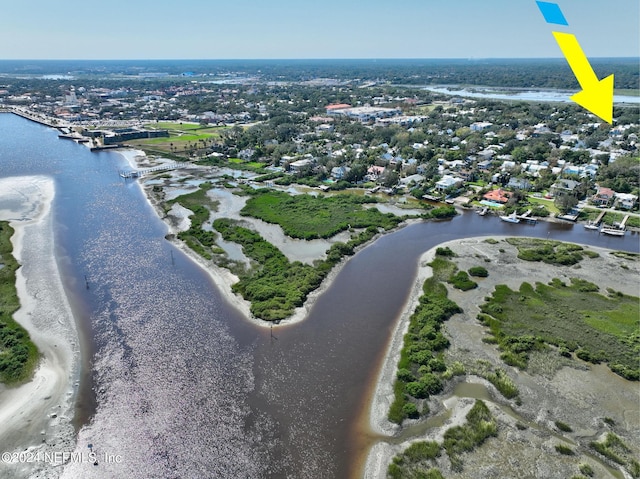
552 31 613 124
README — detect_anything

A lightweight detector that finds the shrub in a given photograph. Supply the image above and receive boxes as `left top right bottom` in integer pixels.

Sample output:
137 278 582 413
405 381 429 399
576 348 601 364
402 402 419 419
555 421 573 432
448 271 478 291
486 369 519 399
397 368 415 382
555 444 575 455
579 463 594 477
468 266 489 277
403 441 441 461
435 246 455 257
421 373 444 395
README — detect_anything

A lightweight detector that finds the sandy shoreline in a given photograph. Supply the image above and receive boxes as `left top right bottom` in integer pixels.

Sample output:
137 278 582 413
0 176 80 479
362 236 640 479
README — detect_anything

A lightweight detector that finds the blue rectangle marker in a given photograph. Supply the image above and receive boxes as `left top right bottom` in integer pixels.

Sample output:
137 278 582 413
536 1 569 26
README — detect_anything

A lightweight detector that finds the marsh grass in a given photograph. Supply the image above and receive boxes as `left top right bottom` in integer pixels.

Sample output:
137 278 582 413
479 278 640 380
0 222 39 384
505 238 592 266
389 400 496 477
241 189 401 240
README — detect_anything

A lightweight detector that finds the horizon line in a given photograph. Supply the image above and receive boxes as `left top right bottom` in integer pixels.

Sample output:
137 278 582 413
0 56 638 62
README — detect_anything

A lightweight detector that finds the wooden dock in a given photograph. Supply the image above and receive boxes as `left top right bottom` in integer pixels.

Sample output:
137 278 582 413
516 209 538 224
620 214 630 229
119 162 189 179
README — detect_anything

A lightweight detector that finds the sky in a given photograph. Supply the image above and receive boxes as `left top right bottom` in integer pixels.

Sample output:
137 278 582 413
1 0 638 60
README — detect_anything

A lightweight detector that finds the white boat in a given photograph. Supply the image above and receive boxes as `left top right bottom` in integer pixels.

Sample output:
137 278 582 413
478 207 488 216
583 221 599 230
499 212 520 223
600 227 625 236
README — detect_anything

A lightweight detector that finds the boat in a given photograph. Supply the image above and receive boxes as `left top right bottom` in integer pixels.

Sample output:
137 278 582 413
499 212 520 223
600 227 625 236
583 221 599 230
478 207 488 216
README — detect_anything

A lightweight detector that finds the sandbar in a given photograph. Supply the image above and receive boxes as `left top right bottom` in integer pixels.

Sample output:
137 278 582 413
0 176 79 479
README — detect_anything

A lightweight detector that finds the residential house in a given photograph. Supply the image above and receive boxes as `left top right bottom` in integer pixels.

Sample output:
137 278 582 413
483 188 512 204
331 166 351 180
366 165 386 181
457 169 476 182
435 175 463 192
507 177 532 190
470 121 493 131
615 193 638 210
477 159 492 170
591 186 615 207
238 148 255 160
550 179 580 196
289 158 314 173
399 174 426 187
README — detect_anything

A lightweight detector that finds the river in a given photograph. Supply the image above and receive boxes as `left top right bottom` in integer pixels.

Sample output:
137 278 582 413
0 113 637 478
423 85 640 104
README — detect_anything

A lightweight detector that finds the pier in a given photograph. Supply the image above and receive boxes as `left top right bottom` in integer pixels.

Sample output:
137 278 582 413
119 162 190 179
516 209 538 224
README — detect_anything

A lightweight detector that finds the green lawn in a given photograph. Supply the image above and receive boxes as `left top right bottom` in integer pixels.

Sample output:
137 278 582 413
527 196 560 214
129 125 229 154
227 158 266 171
144 121 204 131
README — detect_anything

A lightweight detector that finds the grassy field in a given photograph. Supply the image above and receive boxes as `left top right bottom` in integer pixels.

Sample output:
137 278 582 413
0 221 39 384
144 122 203 131
226 158 267 172
240 189 402 240
127 123 229 154
479 278 640 380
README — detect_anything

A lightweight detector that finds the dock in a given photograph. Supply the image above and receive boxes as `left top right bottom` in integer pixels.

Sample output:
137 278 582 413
119 162 189 179
599 214 629 237
620 214 630 229
516 209 538 224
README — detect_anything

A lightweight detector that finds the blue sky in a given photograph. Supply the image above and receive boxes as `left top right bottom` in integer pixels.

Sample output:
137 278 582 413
2 0 638 59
